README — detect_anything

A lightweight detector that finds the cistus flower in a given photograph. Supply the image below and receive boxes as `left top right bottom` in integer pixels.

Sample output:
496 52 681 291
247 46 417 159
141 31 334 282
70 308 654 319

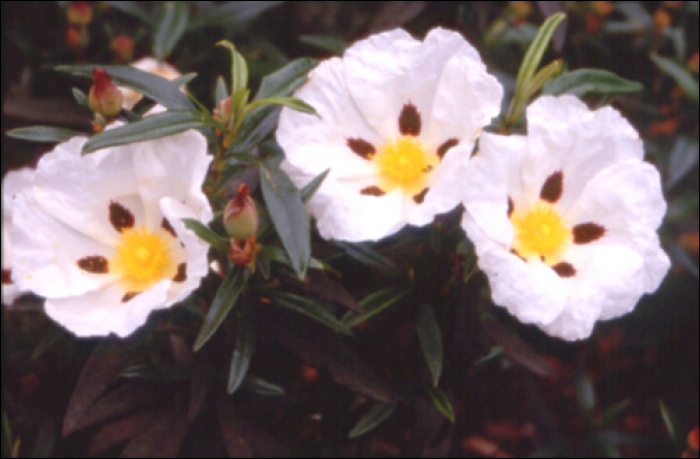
88 69 123 119
8 131 213 338
461 95 670 341
277 28 503 242
224 184 258 241
121 57 181 110
2 169 35 305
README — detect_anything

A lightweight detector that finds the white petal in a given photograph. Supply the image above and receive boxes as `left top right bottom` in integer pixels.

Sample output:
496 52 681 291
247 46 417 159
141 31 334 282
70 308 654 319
121 57 181 110
45 280 170 338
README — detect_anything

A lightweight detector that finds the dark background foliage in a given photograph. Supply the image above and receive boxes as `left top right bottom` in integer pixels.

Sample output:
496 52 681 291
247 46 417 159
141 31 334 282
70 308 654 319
2 1 698 457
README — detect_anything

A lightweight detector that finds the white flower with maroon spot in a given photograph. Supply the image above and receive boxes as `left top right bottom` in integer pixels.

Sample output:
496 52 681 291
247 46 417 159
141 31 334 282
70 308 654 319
461 95 671 341
2 168 35 305
277 28 503 242
9 131 212 338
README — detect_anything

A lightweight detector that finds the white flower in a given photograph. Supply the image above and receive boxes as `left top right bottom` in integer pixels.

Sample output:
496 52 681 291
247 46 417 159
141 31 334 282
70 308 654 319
9 131 213 338
121 57 181 110
277 28 503 242
2 168 35 305
461 95 671 341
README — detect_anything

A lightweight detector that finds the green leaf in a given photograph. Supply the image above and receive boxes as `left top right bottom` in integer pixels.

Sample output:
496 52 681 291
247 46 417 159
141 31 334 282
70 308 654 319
104 1 156 27
424 387 455 423
245 96 318 117
343 287 410 328
299 35 347 54
301 169 330 204
576 373 596 415
83 111 224 153
2 409 12 459
241 376 285 396
217 40 249 118
259 161 311 279
188 1 283 31
666 136 699 190
6 126 85 143
348 403 396 439
228 300 255 395
543 69 644 97
153 1 189 61
416 304 443 388
171 73 198 88
194 268 250 352
336 242 404 279
596 399 630 429
182 218 230 253
651 53 699 103
267 292 353 336
255 57 318 100
72 87 88 108
659 400 684 449
55 64 195 111
523 59 563 100
473 346 505 366
215 75 229 104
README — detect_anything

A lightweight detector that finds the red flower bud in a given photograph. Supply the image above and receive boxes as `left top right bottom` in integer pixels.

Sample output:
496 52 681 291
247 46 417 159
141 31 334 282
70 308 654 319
214 96 234 128
67 1 93 26
88 69 123 118
229 236 258 267
689 427 699 453
224 183 258 241
66 26 89 52
111 35 135 64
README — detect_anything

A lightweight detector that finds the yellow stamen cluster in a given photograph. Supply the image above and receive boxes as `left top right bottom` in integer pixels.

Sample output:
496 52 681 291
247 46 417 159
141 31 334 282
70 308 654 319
373 137 437 195
511 202 571 263
111 226 176 292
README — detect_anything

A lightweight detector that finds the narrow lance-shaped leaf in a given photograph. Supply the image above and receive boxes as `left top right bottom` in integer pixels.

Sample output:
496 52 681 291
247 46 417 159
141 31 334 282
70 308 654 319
244 96 319 118
301 169 330 204
343 287 411 328
217 40 249 126
215 75 228 104
299 35 347 54
348 403 396 439
241 376 286 396
153 1 189 61
416 303 443 388
522 59 563 100
267 292 353 336
651 53 699 103
182 218 230 253
187 1 283 31
543 68 644 97
104 1 156 27
72 87 88 108
424 387 455 424
194 268 250 352
228 300 255 395
336 242 404 279
6 126 86 143
659 400 684 450
259 161 311 279
83 111 225 154
255 57 319 100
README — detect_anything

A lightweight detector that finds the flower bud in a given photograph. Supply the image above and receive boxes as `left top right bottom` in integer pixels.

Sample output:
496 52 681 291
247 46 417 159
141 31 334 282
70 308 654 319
591 1 613 16
214 96 234 128
66 26 89 53
111 35 135 64
88 69 123 118
67 1 93 26
224 183 258 240
688 52 699 75
229 236 258 267
653 8 672 33
689 427 699 453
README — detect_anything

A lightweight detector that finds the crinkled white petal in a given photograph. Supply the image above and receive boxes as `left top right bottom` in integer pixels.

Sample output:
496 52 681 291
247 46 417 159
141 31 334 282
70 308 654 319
278 27 503 242
2 168 36 305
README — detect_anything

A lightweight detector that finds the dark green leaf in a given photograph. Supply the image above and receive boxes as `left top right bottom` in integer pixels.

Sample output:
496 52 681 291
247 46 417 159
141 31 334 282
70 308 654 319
6 126 85 143
32 327 65 359
120 397 188 458
171 72 198 88
666 136 699 189
424 387 455 423
301 169 330 204
188 1 283 31
523 59 563 100
72 87 88 108
88 412 157 456
104 1 156 26
120 363 190 381
473 346 505 366
255 57 318 100
241 376 286 396
194 268 250 352
342 287 410 328
83 111 224 153
246 96 318 116
55 64 195 111
182 218 230 253
348 403 396 439
228 301 255 395
259 162 310 279
576 373 596 414
651 53 700 103
482 320 556 378
2 410 12 459
225 106 280 156
416 303 443 387
543 69 644 96
153 2 189 61
215 76 229 104
596 399 630 429
299 35 347 54
268 292 353 335
217 40 249 115
659 400 684 449
336 242 404 279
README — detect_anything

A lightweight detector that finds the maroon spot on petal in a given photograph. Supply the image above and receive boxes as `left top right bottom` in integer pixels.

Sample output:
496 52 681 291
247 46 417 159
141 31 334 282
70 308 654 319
540 171 564 204
77 256 109 274
437 138 459 159
573 223 606 244
399 102 421 136
122 291 140 303
413 188 429 204
360 186 386 197
173 263 187 283
510 249 526 262
161 218 177 238
2 269 12 285
552 262 576 278
347 138 376 160
507 197 514 218
109 201 135 233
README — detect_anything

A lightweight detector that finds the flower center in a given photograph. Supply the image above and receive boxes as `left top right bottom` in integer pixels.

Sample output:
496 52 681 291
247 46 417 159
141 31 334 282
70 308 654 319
373 137 436 195
111 226 176 292
511 202 571 263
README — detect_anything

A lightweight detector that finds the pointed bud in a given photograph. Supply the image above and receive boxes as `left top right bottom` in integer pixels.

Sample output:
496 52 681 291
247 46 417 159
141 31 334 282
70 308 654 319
88 69 123 118
224 184 258 241
111 35 135 64
229 236 258 268
689 427 699 453
66 26 89 53
214 96 234 128
653 8 672 32
67 1 93 26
